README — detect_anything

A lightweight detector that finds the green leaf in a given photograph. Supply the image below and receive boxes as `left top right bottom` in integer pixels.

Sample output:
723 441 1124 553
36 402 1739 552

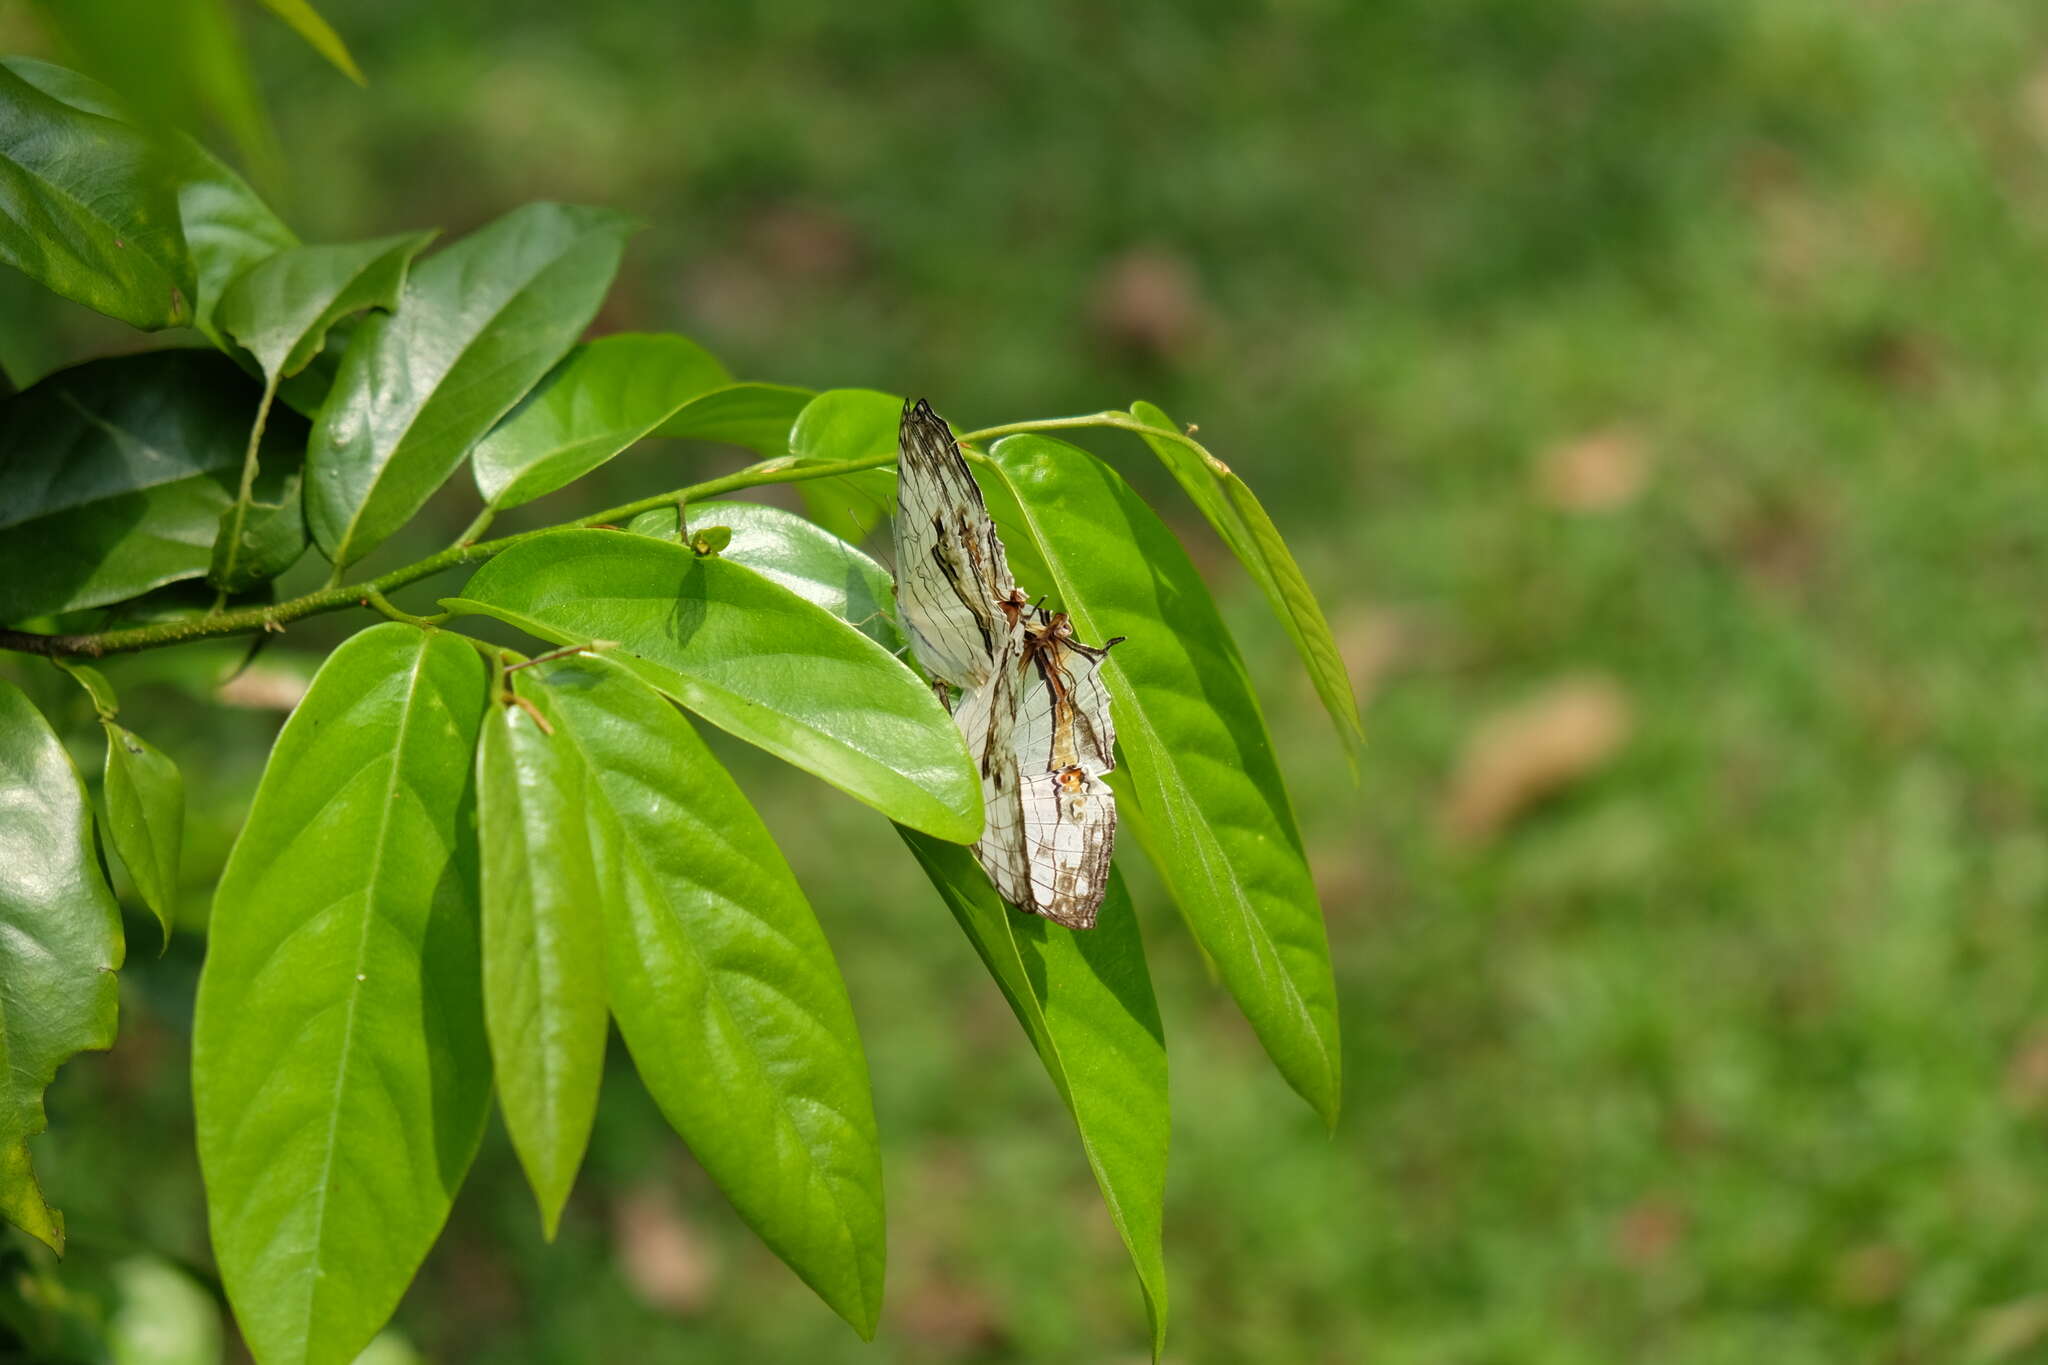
625 500 905 654
531 655 884 1335
653 381 815 453
788 388 905 544
0 680 124 1253
0 58 194 329
219 232 436 383
0 351 309 622
794 466 896 547
174 135 298 354
192 624 491 1365
984 435 1342 1125
251 0 365 84
100 721 184 947
207 460 308 594
477 673 605 1241
473 333 730 511
107 1254 224 1365
307 203 638 567
52 658 119 718
900 833 1169 1357
443 529 979 842
1128 401 1363 770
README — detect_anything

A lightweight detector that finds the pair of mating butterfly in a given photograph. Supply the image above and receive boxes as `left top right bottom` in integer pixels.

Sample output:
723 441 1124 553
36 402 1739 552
892 400 1123 929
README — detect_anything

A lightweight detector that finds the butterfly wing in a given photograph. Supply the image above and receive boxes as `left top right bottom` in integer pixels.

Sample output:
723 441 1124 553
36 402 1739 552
1012 767 1116 930
893 398 1014 689
1014 624 1119 778
954 620 1031 904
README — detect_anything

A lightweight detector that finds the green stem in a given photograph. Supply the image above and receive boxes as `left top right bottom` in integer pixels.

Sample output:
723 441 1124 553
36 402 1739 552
458 504 498 545
361 588 449 629
213 374 281 600
0 450 895 659
961 411 1230 475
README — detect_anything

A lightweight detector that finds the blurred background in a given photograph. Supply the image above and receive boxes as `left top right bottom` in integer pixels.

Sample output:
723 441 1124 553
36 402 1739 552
8 1 2048 1360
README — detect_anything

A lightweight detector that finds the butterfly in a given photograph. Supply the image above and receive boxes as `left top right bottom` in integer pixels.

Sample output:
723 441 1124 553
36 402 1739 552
893 398 1123 929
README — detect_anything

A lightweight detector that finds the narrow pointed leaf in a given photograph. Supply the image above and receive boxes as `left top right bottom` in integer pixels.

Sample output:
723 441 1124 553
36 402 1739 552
474 333 730 510
174 136 298 354
220 232 435 383
984 435 1341 1124
193 624 492 1365
101 721 184 946
533 656 885 1335
0 681 124 1253
0 351 309 621
477 674 606 1240
442 529 979 842
902 832 1169 1357
1128 401 1362 769
308 203 637 567
653 381 814 453
0 58 194 329
626 500 905 653
252 0 365 83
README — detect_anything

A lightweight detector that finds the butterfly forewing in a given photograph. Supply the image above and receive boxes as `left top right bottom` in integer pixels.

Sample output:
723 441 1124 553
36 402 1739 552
893 399 1013 689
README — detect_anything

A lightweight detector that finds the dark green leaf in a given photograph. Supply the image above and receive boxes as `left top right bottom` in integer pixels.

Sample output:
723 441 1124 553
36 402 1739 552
207 457 308 593
174 136 298 353
534 656 884 1336
901 832 1169 1357
252 0 365 84
0 351 310 622
0 58 193 329
984 435 1342 1125
653 381 814 453
193 624 491 1365
219 231 436 382
443 529 979 841
625 500 905 653
0 681 123 1253
100 721 183 947
1128 401 1363 769
307 203 638 567
473 332 730 511
477 673 606 1240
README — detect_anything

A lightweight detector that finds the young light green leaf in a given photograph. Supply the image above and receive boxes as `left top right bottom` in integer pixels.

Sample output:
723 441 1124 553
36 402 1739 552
100 721 184 947
0 58 194 330
1128 401 1363 770
984 435 1342 1125
251 0 365 84
0 351 309 621
442 529 979 842
900 832 1169 1358
532 655 884 1336
308 203 638 567
193 624 492 1365
653 381 814 453
219 231 435 383
0 681 124 1254
786 387 904 543
477 673 606 1241
626 500 905 653
473 332 731 511
173 134 298 354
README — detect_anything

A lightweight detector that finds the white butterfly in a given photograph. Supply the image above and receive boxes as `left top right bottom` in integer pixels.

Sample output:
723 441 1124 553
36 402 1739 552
893 399 1122 929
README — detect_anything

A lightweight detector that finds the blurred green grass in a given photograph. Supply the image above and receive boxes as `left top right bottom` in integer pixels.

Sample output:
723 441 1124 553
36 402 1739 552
16 0 2048 1360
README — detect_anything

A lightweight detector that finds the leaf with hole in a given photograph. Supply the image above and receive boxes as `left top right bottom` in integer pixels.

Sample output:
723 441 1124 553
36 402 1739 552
192 623 491 1365
307 203 637 566
0 680 124 1253
444 529 979 842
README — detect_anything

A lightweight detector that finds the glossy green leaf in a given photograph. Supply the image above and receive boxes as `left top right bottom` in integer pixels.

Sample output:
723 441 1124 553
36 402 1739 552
0 351 309 622
252 0 365 84
532 655 884 1335
101 721 184 947
219 232 435 383
174 136 298 354
1128 401 1363 770
443 529 979 842
53 658 119 717
0 681 124 1254
786 387 906 544
192 624 491 1365
477 673 605 1240
626 500 905 653
901 833 1169 1357
307 203 637 566
0 58 193 329
652 381 814 453
984 435 1342 1125
474 332 730 511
